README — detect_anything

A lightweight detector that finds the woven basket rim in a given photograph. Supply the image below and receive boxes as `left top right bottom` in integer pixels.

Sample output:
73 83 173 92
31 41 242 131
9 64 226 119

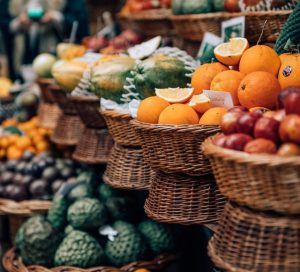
0 198 52 215
69 95 99 103
171 10 292 20
118 8 171 20
202 136 300 167
3 248 176 272
101 109 131 119
36 78 56 84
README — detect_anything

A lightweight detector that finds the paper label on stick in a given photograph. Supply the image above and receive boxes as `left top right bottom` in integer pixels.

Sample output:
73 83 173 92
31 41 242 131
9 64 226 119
203 90 234 109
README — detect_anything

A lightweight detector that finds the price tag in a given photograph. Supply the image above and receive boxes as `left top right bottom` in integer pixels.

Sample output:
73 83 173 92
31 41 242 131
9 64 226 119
128 36 161 59
203 90 234 109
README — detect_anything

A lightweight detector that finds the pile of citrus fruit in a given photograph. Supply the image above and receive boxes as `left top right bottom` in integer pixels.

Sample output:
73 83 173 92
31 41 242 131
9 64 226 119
0 117 52 160
137 37 300 125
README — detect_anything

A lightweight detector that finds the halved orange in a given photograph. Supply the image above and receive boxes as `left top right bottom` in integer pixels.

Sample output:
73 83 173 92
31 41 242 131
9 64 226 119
188 94 211 114
214 38 249 66
155 88 194 103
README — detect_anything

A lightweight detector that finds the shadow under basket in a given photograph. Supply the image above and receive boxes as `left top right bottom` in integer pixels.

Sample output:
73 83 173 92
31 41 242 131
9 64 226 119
208 202 300 272
132 120 220 176
145 171 226 225
49 86 84 146
3 248 176 272
103 144 153 191
202 137 300 214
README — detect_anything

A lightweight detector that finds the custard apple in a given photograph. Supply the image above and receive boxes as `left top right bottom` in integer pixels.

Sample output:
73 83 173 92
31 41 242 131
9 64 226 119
47 194 68 230
106 197 137 222
68 183 93 203
98 183 121 202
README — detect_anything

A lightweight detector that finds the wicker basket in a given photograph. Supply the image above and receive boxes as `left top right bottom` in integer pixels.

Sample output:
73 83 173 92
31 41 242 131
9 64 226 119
132 120 220 176
208 202 300 272
102 110 140 147
145 171 226 225
103 144 153 190
202 136 300 214
50 86 84 146
171 10 292 43
0 96 16 123
36 78 56 103
3 248 176 272
118 9 174 38
0 198 51 216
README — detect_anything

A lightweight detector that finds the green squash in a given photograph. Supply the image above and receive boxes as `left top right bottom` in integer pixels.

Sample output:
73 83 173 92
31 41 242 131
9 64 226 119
172 0 213 15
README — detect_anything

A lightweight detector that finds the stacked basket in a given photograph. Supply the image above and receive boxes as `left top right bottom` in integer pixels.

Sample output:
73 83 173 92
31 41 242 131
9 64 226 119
102 110 154 190
202 137 300 271
132 121 226 225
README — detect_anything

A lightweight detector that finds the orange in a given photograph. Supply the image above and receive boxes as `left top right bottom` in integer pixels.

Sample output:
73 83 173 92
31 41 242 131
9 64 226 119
7 135 20 145
188 94 211 114
35 141 50 153
199 107 227 125
7 146 23 160
2 118 17 127
238 71 281 109
191 63 229 95
137 96 170 124
214 38 249 66
278 53 300 89
15 136 32 150
155 88 194 103
27 146 36 154
239 45 281 76
210 70 244 105
0 149 5 159
158 104 199 125
279 53 294 63
134 269 150 272
0 137 9 149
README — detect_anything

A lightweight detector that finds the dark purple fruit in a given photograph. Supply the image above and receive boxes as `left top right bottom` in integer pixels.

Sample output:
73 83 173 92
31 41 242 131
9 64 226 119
20 175 34 188
29 179 49 197
13 173 24 185
0 185 5 197
22 150 35 162
1 171 14 185
66 177 76 184
10 185 28 201
5 160 18 171
51 179 64 194
60 167 74 179
5 184 15 198
16 162 27 174
42 167 59 182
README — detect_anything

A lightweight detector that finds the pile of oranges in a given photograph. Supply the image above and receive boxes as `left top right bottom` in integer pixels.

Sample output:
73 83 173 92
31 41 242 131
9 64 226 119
0 117 52 160
137 37 300 125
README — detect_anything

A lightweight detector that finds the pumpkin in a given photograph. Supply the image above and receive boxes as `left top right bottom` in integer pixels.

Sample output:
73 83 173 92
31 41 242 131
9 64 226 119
278 53 300 89
52 60 88 93
91 56 136 103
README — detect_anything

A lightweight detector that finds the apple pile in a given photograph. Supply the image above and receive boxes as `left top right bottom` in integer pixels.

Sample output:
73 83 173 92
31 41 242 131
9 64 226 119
214 87 300 156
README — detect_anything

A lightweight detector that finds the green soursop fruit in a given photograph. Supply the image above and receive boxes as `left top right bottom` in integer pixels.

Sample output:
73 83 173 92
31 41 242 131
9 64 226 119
68 183 93 203
15 223 26 251
98 183 122 202
21 216 62 267
67 198 108 229
138 220 176 256
106 197 137 222
275 3 300 54
47 194 68 230
64 225 75 236
105 221 149 267
55 230 105 268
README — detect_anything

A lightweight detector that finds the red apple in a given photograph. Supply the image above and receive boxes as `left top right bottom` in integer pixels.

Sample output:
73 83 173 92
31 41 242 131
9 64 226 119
277 143 300 156
224 0 241 12
264 109 286 122
228 106 248 113
224 133 252 151
213 134 227 148
277 86 300 109
279 114 300 144
284 92 300 115
254 117 280 143
244 138 277 154
236 112 260 136
221 112 242 134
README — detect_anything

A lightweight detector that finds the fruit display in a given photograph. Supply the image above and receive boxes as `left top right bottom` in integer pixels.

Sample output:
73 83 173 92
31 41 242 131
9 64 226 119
32 54 57 78
0 151 86 201
214 87 300 155
14 182 176 268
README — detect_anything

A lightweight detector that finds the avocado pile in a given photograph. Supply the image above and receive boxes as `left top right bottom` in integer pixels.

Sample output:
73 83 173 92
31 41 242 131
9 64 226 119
0 151 84 201
15 182 176 268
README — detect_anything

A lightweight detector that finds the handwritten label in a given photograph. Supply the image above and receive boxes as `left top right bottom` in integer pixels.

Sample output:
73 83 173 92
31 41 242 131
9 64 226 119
203 90 234 109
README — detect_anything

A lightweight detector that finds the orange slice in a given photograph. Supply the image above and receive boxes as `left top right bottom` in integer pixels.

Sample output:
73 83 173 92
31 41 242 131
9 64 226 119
214 38 249 66
188 94 211 114
155 88 194 103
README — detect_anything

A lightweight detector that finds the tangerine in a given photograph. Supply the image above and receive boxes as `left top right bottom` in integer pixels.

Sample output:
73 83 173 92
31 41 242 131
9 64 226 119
199 107 228 125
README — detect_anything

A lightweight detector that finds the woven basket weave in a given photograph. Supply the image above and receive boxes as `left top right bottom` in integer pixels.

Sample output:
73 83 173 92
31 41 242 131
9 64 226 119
0 96 16 123
208 202 300 272
102 110 140 147
132 120 220 176
202 136 300 214
3 248 176 272
145 171 226 225
171 10 291 43
36 78 56 103
103 144 153 190
49 86 84 146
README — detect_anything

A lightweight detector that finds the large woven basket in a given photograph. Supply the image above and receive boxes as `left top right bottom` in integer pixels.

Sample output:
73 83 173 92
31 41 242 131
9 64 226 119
208 202 300 272
103 144 153 190
0 198 51 216
132 120 220 176
145 171 226 225
3 248 176 272
202 136 300 214
171 10 291 43
50 86 84 146
118 9 174 38
102 110 140 147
